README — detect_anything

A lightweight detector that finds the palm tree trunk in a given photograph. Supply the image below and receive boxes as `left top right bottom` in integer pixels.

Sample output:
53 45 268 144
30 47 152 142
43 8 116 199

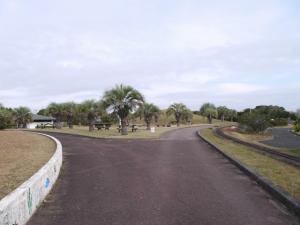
121 119 128 135
176 120 180 127
146 120 151 130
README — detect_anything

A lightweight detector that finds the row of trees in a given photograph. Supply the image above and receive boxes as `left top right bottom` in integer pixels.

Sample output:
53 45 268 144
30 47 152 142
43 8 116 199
1 84 298 134
38 85 194 135
197 103 238 123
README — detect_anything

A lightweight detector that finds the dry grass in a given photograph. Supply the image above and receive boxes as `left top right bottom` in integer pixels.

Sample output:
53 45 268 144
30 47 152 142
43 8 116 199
200 128 300 201
224 129 273 143
0 131 55 199
35 125 180 139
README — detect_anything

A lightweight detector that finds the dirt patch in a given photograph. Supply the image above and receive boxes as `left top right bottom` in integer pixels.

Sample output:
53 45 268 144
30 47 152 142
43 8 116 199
0 131 55 199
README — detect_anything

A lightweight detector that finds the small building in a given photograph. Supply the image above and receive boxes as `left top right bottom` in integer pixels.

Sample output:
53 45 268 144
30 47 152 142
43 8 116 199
27 114 56 129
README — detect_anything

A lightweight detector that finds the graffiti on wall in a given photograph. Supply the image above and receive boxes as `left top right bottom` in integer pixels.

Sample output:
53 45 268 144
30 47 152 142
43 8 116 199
27 188 33 215
45 178 50 188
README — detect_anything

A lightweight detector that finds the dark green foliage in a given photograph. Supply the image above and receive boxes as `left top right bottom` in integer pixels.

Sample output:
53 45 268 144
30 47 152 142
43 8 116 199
0 108 12 129
102 84 144 135
238 105 292 132
14 106 32 128
239 112 269 133
200 103 218 124
294 124 300 133
166 103 191 126
136 103 160 130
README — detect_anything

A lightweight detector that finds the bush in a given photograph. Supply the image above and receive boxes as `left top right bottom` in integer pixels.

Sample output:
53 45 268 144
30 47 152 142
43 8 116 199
269 118 288 126
239 112 269 133
294 124 300 133
0 109 12 130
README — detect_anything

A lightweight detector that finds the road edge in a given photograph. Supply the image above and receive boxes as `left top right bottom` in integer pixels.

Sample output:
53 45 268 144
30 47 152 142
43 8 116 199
0 133 63 225
198 129 300 218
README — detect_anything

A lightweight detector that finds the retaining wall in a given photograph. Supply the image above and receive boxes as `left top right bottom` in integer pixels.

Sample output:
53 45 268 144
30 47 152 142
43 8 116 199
0 133 62 225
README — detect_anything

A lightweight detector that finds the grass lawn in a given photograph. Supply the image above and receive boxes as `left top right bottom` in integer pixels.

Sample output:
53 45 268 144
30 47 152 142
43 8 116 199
200 128 300 201
0 131 55 199
34 125 179 139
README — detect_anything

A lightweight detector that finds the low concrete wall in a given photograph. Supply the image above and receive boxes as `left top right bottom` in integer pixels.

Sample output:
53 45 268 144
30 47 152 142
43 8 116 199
0 133 62 225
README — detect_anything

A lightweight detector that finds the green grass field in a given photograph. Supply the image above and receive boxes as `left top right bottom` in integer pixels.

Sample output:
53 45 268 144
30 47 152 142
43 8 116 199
200 128 300 201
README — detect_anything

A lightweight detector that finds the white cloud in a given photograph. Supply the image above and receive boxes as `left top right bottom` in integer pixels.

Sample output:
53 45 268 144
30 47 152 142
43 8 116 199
58 60 84 69
217 83 267 95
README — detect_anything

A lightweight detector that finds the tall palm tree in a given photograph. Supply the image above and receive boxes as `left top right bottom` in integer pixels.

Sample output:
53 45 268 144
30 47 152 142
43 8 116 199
166 103 189 127
48 103 65 128
139 103 160 130
102 84 144 135
217 106 229 122
14 107 32 128
200 103 218 124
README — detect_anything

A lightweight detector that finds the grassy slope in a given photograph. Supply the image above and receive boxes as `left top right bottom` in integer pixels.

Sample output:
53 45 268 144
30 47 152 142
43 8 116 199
200 128 300 201
0 131 55 199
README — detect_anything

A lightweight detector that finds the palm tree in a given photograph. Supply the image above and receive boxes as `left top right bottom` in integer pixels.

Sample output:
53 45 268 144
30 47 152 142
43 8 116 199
217 106 229 122
102 84 144 135
48 103 65 128
200 103 218 124
139 103 160 130
14 107 32 128
166 103 190 127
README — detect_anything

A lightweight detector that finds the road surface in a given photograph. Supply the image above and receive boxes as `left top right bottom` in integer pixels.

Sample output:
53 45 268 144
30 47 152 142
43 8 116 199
28 127 299 225
261 128 300 149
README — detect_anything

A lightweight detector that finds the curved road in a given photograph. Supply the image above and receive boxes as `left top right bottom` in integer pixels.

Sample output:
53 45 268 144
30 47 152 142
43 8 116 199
261 128 300 149
28 127 299 225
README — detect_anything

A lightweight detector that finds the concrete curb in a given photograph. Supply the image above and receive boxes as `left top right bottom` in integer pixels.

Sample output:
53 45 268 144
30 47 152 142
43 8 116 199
198 130 300 218
0 133 63 225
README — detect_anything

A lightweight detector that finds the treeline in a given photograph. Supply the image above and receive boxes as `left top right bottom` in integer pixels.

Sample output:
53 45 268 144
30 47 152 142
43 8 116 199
1 84 299 134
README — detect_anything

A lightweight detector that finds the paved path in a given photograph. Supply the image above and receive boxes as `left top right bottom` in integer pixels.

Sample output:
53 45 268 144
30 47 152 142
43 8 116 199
261 128 300 149
28 127 299 225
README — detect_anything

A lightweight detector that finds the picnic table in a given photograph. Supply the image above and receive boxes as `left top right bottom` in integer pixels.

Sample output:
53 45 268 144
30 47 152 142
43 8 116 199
117 124 139 133
95 123 112 130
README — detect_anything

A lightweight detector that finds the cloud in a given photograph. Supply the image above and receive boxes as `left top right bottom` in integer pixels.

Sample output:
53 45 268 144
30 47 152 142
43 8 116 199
57 60 84 69
0 0 299 111
217 83 267 95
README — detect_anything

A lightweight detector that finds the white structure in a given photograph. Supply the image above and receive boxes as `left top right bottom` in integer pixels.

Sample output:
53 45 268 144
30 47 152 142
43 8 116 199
27 114 56 129
0 133 63 225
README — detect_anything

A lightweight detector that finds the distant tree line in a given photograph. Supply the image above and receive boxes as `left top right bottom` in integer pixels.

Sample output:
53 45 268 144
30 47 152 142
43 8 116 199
1 84 299 134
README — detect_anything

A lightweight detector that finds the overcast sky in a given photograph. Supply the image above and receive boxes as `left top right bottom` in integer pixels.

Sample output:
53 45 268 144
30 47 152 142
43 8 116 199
0 0 299 112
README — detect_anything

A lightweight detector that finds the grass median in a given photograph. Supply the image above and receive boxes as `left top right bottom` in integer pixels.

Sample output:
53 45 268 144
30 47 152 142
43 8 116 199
0 131 55 199
200 128 300 201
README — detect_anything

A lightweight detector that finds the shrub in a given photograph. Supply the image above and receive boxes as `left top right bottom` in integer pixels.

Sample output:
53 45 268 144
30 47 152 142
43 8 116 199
0 109 12 130
269 118 288 127
239 112 269 133
294 124 300 133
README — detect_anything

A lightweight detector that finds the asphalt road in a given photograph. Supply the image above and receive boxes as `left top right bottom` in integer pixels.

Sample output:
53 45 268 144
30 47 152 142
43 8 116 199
28 127 299 225
261 128 300 149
